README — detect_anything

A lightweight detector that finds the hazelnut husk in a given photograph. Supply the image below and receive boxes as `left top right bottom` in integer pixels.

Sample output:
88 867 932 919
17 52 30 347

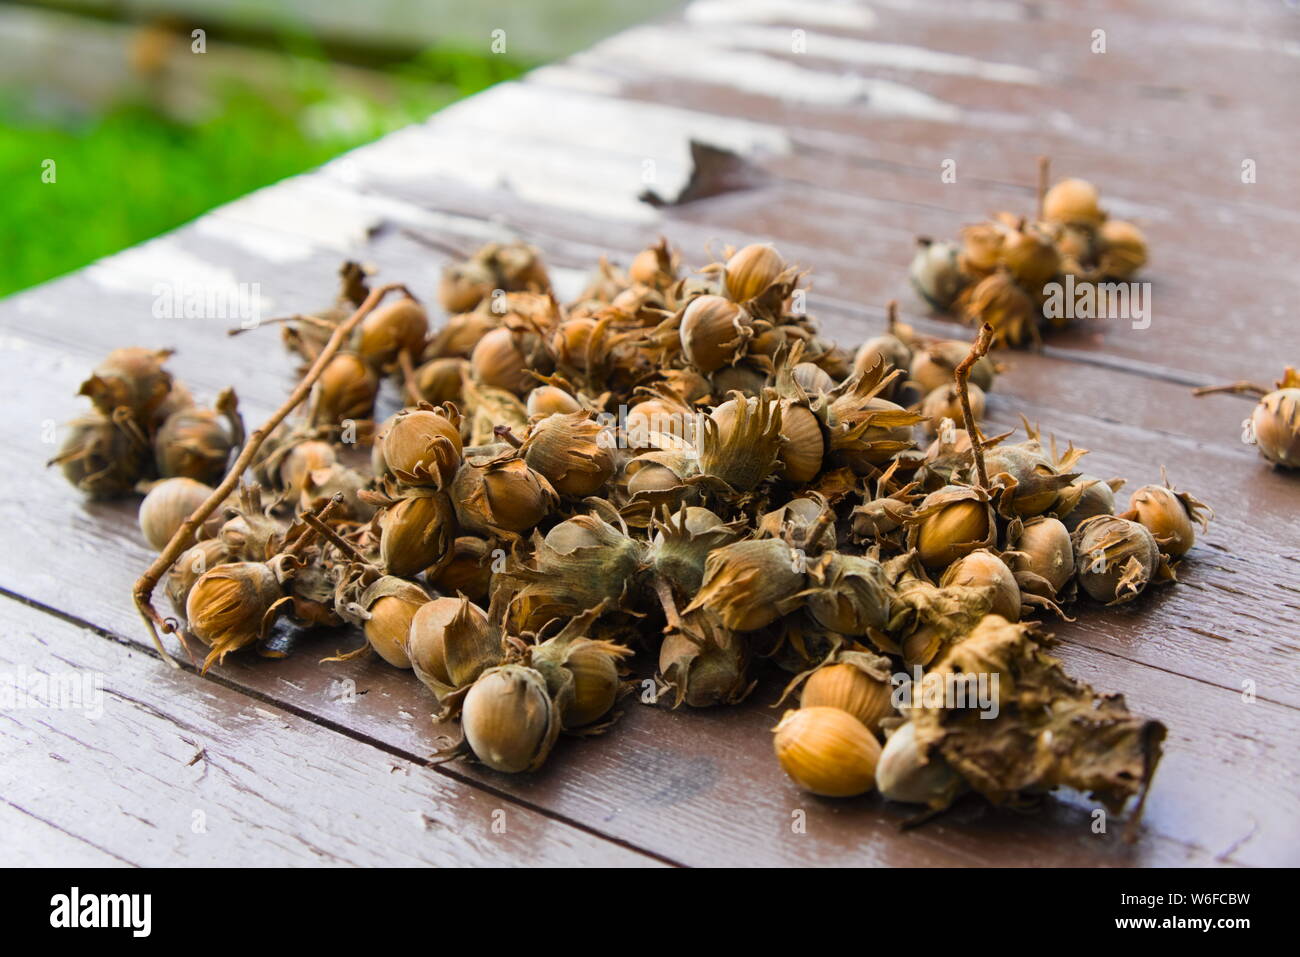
1248 379 1300 468
983 429 1084 518
138 476 215 551
1042 177 1104 227
794 651 896 732
1005 515 1075 600
186 561 286 667
274 439 337 502
907 484 996 571
154 401 240 485
503 513 644 634
803 553 893 636
1071 515 1171 605
347 576 430 668
357 294 428 368
1122 473 1211 559
1097 220 1148 280
658 610 752 708
684 538 806 632
698 393 784 492
407 596 498 702
309 351 378 429
1057 474 1124 532
461 664 561 773
381 405 463 489
909 614 1165 819
77 347 174 423
997 221 1060 293
909 238 966 311
166 538 231 617
450 456 558 536
679 295 753 372
960 270 1039 348
522 412 616 497
773 706 881 798
49 413 148 498
648 505 744 596
427 536 496 604
378 490 457 579
529 606 633 729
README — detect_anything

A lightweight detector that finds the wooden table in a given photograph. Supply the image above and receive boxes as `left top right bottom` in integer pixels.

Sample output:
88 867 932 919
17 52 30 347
3 0 1298 867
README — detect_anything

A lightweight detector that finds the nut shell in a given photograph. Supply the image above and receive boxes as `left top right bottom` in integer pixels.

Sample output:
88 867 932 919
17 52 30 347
773 707 881 797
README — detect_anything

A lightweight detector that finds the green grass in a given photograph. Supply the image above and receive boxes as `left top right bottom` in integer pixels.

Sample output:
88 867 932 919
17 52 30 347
0 47 531 298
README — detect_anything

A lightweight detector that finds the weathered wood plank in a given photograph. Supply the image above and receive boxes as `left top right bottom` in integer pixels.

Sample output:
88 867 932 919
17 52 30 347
6 217 1298 709
0 596 659 867
3 0 1297 868
0 317 1295 864
0 800 131 867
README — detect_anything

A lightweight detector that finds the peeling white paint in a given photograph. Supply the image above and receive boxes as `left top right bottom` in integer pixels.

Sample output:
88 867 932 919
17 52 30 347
722 24 1042 84
686 0 877 30
86 238 251 298
525 63 625 96
320 83 789 222
578 26 962 119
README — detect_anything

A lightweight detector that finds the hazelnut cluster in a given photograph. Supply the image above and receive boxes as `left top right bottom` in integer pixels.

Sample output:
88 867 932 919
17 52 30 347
58 237 1212 831
49 348 243 499
910 162 1149 348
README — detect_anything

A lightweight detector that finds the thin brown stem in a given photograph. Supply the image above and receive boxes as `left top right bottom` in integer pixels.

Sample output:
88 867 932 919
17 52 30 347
132 282 410 666
886 299 899 335
801 506 836 553
1036 156 1050 221
1192 380 1268 398
397 347 419 405
651 575 683 633
955 323 994 489
494 425 523 449
301 509 371 566
281 495 345 559
227 314 337 337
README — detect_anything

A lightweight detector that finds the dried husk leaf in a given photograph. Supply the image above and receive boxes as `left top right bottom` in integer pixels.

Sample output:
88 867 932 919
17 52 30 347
909 614 1165 819
683 538 806 632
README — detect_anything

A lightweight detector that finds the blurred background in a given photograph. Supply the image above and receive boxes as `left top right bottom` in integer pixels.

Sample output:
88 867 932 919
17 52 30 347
0 0 679 297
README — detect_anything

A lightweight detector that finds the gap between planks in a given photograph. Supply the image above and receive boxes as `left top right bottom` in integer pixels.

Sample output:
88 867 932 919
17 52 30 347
0 586 683 868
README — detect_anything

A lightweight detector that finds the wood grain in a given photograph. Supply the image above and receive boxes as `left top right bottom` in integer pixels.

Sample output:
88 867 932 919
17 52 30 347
0 595 658 866
3 0 1298 867
0 327 1296 864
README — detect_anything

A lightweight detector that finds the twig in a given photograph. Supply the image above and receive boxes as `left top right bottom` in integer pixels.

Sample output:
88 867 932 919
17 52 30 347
886 299 899 335
227 314 337 337
132 283 411 666
1192 380 1268 398
1036 156 1050 221
955 324 995 489
397 347 419 405
650 576 683 633
301 509 371 566
494 425 523 449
